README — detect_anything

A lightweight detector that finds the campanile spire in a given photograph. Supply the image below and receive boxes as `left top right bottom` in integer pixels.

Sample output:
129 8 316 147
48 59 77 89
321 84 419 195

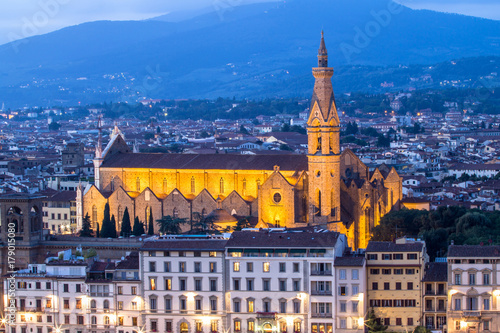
318 30 328 67
306 31 341 224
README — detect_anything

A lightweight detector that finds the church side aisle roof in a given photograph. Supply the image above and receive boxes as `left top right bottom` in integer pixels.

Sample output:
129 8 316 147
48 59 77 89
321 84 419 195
100 153 308 171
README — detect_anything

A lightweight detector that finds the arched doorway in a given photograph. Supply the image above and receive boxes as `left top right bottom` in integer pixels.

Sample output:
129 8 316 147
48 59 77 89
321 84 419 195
263 323 273 333
180 322 188 333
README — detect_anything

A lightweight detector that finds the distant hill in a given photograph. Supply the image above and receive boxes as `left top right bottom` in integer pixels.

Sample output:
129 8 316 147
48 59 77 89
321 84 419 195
0 0 499 108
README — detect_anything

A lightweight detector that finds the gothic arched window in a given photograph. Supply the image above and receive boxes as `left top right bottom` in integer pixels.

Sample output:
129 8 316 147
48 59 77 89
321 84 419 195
136 177 141 192
219 178 224 194
163 178 168 193
92 205 98 227
191 177 196 194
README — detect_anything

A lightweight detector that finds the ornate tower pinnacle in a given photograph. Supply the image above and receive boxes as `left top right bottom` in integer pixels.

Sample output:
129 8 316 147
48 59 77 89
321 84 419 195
318 30 328 67
306 31 341 224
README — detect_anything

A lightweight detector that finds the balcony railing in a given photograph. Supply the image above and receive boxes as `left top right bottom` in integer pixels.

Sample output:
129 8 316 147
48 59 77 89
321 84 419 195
88 292 112 297
463 311 481 317
311 290 333 296
310 270 332 276
311 313 332 318
257 312 277 319
425 290 435 295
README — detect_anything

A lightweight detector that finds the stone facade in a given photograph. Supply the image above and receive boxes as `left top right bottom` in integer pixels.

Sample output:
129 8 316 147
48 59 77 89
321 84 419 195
79 34 402 250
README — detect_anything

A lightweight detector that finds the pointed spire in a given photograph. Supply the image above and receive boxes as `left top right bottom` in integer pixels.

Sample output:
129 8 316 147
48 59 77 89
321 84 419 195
318 31 328 67
319 30 327 55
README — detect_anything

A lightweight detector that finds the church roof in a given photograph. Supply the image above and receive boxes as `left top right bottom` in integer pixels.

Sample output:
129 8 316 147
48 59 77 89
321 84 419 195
100 153 308 171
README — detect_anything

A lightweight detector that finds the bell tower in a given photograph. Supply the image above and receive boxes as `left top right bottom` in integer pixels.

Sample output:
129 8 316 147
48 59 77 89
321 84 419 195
307 32 341 224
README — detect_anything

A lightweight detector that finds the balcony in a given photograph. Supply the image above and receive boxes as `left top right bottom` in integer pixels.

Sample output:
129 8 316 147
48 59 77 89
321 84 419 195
311 313 332 318
462 311 481 317
311 290 332 296
24 307 43 312
88 292 112 297
425 290 435 295
257 312 277 319
310 270 332 276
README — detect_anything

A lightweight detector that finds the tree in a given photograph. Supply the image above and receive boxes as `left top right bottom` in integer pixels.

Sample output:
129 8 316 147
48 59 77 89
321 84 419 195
132 216 145 236
100 203 113 238
233 217 251 231
148 208 155 235
364 309 388 333
79 213 94 237
157 215 187 235
192 215 220 234
121 207 132 237
109 215 117 238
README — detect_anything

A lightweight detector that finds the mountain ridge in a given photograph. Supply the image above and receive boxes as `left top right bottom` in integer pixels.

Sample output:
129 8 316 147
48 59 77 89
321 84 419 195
0 0 499 107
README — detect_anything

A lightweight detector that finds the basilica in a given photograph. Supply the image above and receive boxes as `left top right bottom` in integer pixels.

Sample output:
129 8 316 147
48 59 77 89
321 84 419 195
77 33 402 249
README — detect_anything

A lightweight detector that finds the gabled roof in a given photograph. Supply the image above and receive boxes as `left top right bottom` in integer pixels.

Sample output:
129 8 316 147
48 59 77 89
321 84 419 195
101 153 308 171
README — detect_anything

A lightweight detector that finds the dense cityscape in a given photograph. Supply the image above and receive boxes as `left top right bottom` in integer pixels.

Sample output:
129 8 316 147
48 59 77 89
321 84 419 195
1 1 500 333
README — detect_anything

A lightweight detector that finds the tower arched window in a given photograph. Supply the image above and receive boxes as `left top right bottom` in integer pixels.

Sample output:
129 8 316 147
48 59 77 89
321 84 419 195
136 177 141 192
117 206 123 224
317 190 322 216
191 177 195 194
110 177 115 192
145 207 150 223
317 135 322 151
173 208 179 219
242 178 247 196
219 178 224 194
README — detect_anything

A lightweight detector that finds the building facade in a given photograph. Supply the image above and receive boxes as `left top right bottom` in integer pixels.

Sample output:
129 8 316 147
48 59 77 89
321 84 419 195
422 262 447 332
6 229 369 333
447 245 500 333
365 238 428 332
78 34 402 250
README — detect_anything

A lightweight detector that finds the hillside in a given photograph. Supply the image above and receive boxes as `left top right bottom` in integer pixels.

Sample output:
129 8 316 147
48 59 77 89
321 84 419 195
0 0 499 108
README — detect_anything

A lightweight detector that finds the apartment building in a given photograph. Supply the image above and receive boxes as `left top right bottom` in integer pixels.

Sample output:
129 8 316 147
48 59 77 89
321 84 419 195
140 236 228 333
422 262 447 332
8 229 369 333
224 230 358 333
42 191 77 234
365 238 428 332
6 252 140 333
447 245 500 333
7 260 87 333
334 256 366 332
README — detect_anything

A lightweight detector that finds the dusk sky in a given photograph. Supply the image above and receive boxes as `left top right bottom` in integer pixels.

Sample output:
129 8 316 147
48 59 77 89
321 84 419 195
0 0 498 46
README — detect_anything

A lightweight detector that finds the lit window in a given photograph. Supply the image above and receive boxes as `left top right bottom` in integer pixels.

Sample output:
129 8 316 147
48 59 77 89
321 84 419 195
263 262 270 272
